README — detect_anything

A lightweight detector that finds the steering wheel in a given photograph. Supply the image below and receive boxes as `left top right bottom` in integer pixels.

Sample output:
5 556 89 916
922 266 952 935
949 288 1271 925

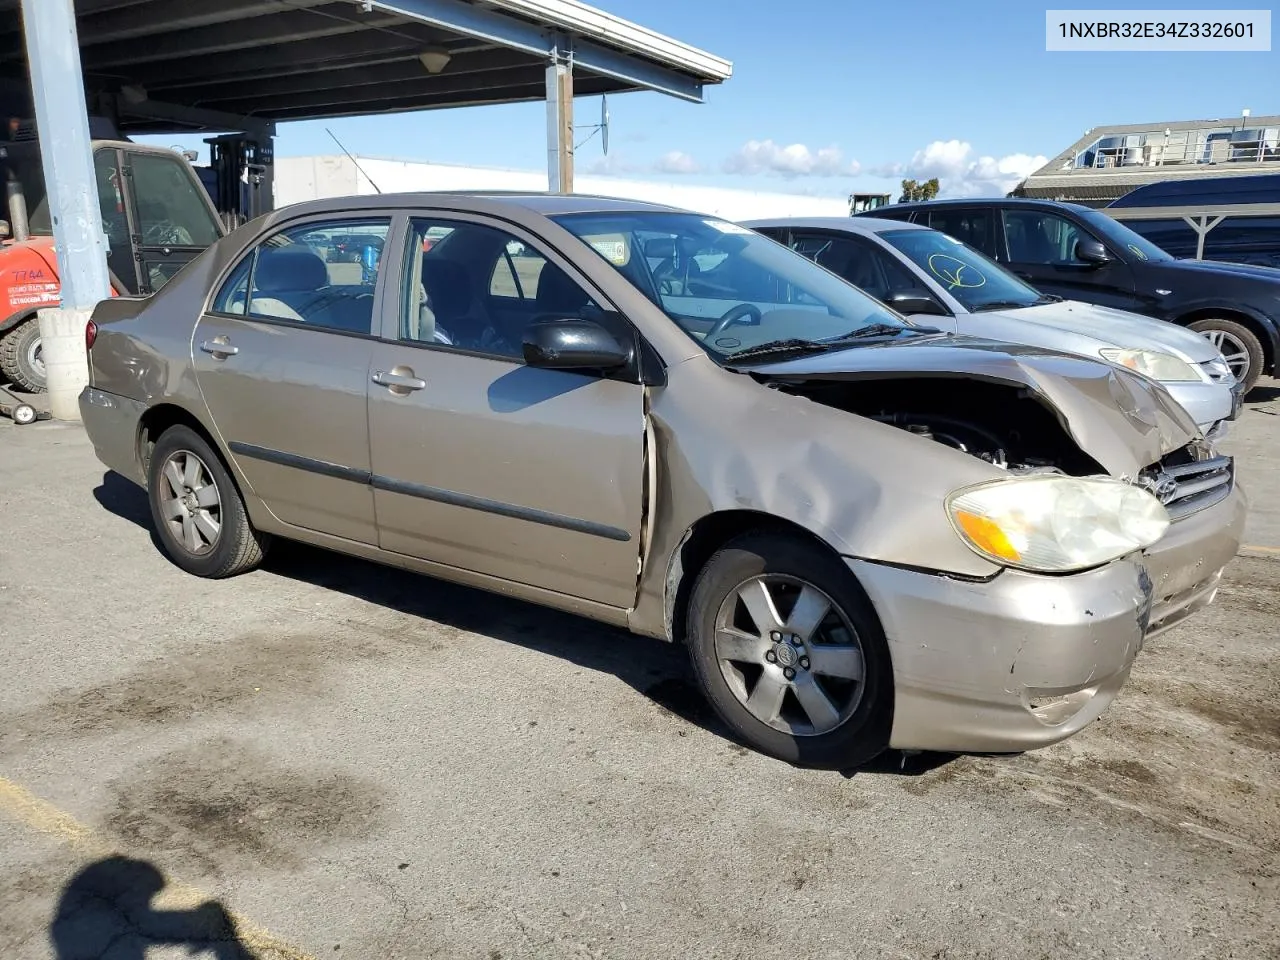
706 302 763 339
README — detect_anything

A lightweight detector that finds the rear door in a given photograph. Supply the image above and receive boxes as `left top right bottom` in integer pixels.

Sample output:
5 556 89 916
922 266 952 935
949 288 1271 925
192 214 394 545
998 207 1138 309
365 213 646 608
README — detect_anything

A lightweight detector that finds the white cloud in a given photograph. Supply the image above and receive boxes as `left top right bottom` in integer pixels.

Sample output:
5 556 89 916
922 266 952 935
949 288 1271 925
722 139 861 178
897 140 1047 197
653 150 702 174
584 152 638 176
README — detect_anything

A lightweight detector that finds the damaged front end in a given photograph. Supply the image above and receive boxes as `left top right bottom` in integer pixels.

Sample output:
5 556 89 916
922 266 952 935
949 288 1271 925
637 340 1247 752
742 341 1245 631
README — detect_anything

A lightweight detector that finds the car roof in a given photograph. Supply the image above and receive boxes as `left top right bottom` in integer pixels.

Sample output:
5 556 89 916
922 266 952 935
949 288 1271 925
743 216 930 235
880 197 1097 214
269 190 687 221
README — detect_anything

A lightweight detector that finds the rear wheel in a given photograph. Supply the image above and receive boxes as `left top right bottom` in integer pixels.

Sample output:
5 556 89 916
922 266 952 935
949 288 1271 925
146 425 270 578
0 318 46 393
1188 318 1263 393
686 531 893 769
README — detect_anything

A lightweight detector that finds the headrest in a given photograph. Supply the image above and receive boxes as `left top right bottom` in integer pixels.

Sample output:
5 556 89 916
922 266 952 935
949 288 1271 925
535 265 589 314
255 246 328 293
421 257 473 317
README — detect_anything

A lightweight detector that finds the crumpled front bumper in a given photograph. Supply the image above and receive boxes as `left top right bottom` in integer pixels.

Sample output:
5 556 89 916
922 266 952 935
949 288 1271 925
848 480 1246 754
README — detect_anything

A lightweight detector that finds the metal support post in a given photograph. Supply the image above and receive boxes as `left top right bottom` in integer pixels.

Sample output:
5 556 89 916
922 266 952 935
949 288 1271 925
546 41 574 194
19 0 111 421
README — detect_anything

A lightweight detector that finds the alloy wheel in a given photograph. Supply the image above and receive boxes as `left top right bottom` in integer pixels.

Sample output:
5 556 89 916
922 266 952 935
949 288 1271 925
158 450 222 555
1200 328 1251 382
713 574 866 736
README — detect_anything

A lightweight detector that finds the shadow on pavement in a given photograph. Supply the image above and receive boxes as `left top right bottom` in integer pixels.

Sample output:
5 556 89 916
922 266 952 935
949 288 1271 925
51 856 254 959
91 469 959 778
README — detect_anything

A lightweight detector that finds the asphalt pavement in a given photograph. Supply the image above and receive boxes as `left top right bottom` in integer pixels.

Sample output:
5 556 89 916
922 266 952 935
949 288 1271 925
1 384 1277 960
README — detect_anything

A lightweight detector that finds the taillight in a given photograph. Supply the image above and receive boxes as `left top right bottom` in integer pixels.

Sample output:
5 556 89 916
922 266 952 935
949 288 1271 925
85 320 97 351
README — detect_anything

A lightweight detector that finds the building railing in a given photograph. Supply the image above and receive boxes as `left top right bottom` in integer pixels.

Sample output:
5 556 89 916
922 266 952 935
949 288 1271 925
1067 127 1280 172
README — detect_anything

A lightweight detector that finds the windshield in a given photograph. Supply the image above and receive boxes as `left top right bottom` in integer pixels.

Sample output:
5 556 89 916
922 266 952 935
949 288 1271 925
551 211 914 361
879 228 1048 312
1077 208 1174 262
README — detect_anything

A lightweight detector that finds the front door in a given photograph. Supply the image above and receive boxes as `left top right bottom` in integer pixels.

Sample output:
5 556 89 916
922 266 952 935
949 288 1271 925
192 215 394 545
366 215 645 608
999 208 1138 310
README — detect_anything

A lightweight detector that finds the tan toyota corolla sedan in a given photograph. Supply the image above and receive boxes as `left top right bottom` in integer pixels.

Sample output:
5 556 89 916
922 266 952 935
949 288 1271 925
79 193 1246 769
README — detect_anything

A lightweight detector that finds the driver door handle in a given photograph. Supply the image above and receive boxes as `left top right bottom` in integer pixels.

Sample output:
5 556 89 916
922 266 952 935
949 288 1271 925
199 338 239 358
372 369 426 391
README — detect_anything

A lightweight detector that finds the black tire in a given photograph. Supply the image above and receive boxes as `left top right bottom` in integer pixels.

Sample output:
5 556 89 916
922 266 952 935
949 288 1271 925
146 424 270 578
1187 318 1264 394
0 318 45 393
686 531 893 769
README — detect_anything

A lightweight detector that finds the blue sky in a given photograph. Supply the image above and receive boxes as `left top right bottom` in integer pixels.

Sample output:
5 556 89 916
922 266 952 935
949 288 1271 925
139 0 1278 199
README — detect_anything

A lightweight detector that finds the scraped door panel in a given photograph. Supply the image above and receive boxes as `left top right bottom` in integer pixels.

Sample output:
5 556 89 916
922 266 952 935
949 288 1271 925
367 347 645 608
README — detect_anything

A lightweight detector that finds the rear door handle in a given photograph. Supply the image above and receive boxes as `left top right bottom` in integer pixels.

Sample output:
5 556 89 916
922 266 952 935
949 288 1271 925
199 339 239 358
372 369 426 392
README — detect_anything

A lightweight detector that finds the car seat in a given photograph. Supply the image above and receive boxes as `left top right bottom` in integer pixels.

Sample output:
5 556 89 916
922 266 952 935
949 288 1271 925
421 258 491 347
249 247 331 322
534 265 591 319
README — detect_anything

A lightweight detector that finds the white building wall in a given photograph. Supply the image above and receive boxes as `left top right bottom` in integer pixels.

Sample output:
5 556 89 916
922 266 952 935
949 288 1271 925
273 155 850 221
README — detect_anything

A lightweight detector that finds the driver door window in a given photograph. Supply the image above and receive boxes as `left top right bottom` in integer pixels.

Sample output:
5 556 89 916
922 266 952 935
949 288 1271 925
400 218 604 359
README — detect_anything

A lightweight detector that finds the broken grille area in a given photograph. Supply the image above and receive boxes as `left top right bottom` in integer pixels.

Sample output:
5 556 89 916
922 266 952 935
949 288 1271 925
1141 450 1234 521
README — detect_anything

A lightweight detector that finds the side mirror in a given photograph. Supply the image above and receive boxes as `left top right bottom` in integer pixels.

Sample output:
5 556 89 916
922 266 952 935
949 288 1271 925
1074 238 1111 265
523 318 629 370
888 291 948 317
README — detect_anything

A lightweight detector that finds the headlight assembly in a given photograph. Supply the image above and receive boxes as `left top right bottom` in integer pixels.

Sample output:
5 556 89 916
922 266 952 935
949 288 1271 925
1099 347 1200 382
946 475 1170 573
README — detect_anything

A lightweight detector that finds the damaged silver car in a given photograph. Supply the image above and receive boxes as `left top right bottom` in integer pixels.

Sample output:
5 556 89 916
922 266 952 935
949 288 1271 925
78 194 1247 769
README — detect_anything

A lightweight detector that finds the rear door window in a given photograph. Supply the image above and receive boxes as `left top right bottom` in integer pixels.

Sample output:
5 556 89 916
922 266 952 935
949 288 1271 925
926 208 995 256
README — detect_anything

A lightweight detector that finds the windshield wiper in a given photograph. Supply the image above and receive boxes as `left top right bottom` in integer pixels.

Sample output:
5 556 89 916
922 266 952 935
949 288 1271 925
1035 293 1064 303
724 339 832 362
970 299 1041 312
819 322 920 343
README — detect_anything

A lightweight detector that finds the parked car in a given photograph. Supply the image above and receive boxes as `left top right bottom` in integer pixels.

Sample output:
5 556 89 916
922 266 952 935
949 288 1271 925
745 216 1244 439
859 197 1280 392
79 193 1245 769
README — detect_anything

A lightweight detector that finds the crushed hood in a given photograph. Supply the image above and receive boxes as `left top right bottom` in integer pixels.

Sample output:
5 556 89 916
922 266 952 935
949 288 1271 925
744 334 1200 477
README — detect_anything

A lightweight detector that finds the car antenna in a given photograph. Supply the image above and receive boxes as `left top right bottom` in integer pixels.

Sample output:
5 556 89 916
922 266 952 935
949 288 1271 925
327 127 382 194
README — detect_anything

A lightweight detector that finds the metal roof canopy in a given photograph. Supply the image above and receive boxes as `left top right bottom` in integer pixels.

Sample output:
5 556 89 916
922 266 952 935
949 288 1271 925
0 0 730 139
2 0 730 422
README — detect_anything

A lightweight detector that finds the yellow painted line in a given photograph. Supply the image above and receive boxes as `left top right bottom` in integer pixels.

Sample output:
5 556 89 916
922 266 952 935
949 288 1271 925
0 775 316 960
1241 544 1280 555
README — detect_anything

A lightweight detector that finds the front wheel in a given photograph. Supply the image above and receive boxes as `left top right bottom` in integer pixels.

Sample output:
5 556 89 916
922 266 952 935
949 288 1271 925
1188 318 1263 393
686 531 893 769
0 318 46 393
146 425 270 578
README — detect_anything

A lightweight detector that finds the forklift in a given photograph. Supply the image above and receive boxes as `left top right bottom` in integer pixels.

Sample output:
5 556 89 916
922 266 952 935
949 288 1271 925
0 119 271 395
